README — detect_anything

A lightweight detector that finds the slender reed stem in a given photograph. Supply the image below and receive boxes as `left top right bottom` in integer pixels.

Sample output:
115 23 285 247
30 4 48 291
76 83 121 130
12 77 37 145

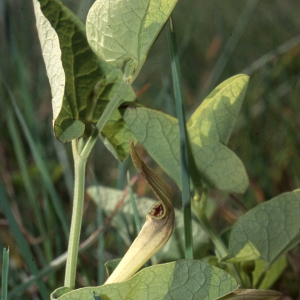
167 17 193 260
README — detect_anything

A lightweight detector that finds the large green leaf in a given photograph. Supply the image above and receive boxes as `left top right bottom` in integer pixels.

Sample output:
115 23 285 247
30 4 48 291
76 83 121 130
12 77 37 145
86 0 178 82
187 74 249 145
226 189 300 263
33 0 136 157
122 107 248 193
53 260 238 300
87 185 209 262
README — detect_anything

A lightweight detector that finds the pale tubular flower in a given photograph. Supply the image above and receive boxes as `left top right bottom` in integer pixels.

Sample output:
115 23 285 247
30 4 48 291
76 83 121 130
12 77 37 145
105 141 175 284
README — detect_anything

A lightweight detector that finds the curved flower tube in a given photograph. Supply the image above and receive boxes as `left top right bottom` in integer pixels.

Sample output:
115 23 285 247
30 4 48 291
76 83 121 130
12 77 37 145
105 141 175 284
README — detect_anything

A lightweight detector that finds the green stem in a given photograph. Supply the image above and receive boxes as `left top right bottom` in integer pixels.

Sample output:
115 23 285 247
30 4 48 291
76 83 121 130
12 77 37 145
64 140 87 288
254 267 267 289
64 79 129 288
193 189 243 286
167 17 193 260
193 190 227 259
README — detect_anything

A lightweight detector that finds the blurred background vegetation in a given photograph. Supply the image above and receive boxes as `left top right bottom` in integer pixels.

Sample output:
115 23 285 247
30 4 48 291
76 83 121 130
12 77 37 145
1 0 300 298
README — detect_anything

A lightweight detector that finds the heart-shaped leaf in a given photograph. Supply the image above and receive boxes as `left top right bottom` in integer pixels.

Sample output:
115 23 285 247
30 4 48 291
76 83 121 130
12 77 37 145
33 0 136 158
226 189 300 263
122 106 248 193
53 260 238 300
86 0 178 82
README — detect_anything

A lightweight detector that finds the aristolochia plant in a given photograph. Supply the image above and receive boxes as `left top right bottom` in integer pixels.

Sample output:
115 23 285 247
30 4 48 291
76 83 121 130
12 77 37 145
31 0 299 299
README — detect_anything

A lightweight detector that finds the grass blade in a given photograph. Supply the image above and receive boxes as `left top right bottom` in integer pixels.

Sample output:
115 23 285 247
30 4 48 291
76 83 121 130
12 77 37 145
167 17 193 259
0 182 49 299
7 110 48 241
1 247 9 300
0 73 69 237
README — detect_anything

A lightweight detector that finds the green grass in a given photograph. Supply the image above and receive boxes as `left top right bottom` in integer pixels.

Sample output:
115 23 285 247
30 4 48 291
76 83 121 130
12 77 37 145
1 0 300 298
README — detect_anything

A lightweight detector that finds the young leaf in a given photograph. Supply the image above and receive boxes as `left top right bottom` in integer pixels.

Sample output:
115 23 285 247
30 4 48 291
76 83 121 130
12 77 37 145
122 106 248 193
33 0 136 152
87 185 210 262
53 260 238 300
187 74 249 145
226 189 300 264
104 141 175 284
50 287 73 299
105 258 122 277
86 0 178 82
252 256 287 289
